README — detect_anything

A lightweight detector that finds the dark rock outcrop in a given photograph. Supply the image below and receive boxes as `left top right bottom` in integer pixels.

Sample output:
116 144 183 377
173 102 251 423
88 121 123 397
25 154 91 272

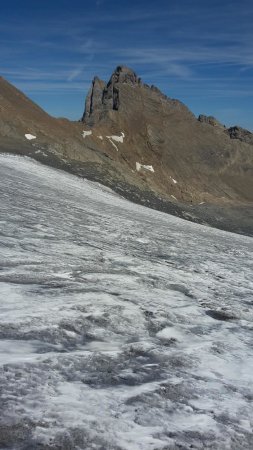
226 126 253 145
198 115 253 146
198 114 225 128
82 66 141 125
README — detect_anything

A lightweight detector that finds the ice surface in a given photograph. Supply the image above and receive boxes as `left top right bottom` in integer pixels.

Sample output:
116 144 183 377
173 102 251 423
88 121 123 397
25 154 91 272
0 154 253 449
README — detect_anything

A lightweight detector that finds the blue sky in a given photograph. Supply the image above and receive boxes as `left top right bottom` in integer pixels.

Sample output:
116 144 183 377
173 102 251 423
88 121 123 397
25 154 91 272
1 0 253 130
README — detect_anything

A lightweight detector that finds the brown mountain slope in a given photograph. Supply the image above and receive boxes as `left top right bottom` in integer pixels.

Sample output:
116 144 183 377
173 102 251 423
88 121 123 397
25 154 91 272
0 68 253 235
0 74 154 186
0 75 103 164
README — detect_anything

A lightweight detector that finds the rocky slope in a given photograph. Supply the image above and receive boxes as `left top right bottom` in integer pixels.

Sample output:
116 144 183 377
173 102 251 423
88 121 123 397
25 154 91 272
0 67 253 234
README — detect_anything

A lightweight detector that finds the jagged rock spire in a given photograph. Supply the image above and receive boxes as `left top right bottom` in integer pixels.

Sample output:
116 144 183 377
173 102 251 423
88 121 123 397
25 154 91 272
108 65 141 86
82 66 142 124
82 76 106 123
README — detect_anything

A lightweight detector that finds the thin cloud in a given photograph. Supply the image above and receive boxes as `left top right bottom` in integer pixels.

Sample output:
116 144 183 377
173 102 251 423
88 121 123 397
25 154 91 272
15 81 89 93
67 68 84 82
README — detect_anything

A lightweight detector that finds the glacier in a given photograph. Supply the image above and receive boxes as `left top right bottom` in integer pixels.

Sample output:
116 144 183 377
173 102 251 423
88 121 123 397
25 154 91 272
0 154 252 449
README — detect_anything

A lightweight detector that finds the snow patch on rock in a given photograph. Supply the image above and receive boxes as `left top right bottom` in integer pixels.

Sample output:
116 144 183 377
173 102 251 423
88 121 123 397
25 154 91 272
105 132 125 150
170 176 178 184
136 162 154 173
82 130 92 138
25 134 36 140
106 132 125 143
108 138 119 151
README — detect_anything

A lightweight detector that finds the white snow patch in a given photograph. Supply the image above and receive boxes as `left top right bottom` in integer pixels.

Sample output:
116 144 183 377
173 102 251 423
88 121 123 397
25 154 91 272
108 138 119 151
199 202 205 205
106 132 125 143
25 134 36 140
170 176 178 184
109 132 125 143
136 162 154 173
105 132 125 150
171 195 177 200
98 135 103 140
82 130 92 138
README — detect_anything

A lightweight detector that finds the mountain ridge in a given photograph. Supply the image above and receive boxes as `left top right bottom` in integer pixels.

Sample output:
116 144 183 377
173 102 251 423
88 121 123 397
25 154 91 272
0 67 253 235
81 65 253 204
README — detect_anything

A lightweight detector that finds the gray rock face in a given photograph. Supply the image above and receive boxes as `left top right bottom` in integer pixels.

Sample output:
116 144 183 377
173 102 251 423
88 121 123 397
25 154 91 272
226 126 253 145
82 65 192 125
82 66 142 125
108 65 141 86
82 76 106 125
102 66 142 112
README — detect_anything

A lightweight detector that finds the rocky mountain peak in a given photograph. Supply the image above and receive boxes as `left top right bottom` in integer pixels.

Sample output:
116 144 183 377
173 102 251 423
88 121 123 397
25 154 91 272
82 66 143 125
108 65 141 86
82 65 193 126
